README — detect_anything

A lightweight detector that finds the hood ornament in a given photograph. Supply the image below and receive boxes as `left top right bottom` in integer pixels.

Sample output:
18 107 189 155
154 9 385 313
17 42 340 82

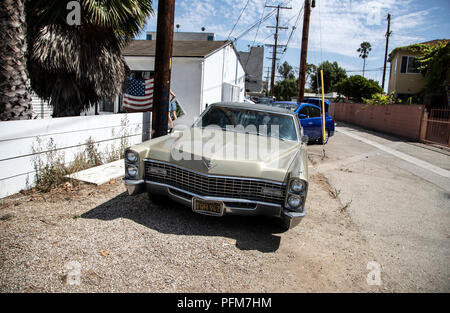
202 157 217 170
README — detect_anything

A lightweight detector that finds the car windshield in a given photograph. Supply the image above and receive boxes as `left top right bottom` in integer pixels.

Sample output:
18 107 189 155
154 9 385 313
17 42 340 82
194 106 298 142
271 102 298 111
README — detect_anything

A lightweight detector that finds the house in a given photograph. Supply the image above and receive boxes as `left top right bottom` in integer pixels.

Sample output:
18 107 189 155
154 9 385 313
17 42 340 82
30 37 245 120
238 46 264 95
145 31 215 42
117 39 245 120
387 39 449 103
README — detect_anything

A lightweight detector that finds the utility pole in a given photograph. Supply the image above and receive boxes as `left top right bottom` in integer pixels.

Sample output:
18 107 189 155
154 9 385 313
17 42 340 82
381 13 391 91
297 0 314 103
265 4 291 97
152 0 175 138
265 66 271 93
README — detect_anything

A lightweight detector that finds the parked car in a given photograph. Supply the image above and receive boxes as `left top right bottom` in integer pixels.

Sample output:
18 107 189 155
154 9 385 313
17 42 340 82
269 101 299 111
123 102 309 230
272 101 335 143
302 97 330 113
254 97 274 105
243 97 255 104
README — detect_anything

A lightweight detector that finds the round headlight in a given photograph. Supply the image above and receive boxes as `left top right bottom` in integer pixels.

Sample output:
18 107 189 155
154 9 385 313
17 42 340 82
126 165 138 177
126 151 138 163
287 195 302 208
290 179 304 193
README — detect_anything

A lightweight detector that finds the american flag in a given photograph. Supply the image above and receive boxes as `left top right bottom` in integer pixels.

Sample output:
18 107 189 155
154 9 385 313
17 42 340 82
122 77 154 112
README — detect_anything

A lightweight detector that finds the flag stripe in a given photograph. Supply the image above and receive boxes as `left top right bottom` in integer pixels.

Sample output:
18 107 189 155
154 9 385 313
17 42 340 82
123 99 153 106
123 77 154 112
124 94 153 102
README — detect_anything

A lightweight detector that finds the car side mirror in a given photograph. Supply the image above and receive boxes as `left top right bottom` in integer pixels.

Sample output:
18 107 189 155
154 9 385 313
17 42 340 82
299 114 307 119
301 135 309 144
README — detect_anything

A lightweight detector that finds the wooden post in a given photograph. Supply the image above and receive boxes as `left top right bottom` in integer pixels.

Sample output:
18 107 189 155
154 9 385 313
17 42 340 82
152 0 175 138
381 13 391 91
297 0 312 103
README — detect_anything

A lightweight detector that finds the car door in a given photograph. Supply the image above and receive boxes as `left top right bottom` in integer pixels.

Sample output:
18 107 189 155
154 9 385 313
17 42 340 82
297 105 315 139
306 105 323 140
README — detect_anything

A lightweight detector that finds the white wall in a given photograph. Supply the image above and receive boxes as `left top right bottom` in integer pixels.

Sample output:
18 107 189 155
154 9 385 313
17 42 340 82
124 43 245 120
202 48 224 109
221 44 245 102
171 58 202 118
202 44 246 109
124 56 202 120
0 113 148 199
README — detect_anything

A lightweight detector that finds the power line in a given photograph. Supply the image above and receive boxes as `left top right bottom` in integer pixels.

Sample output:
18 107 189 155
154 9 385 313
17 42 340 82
245 0 269 70
250 0 268 47
265 4 292 96
227 0 251 40
233 8 277 42
279 4 304 64
232 0 293 42
346 67 387 72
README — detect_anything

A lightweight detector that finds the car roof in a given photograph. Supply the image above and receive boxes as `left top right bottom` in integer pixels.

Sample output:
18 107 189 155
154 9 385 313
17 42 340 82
209 102 297 116
303 97 330 102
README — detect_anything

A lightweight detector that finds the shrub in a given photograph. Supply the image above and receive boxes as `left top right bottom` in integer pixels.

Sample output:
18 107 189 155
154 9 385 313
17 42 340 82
362 92 402 106
32 136 104 192
336 75 383 102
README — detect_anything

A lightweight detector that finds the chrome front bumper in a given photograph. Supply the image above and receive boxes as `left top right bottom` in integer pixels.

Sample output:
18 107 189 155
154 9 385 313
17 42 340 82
122 179 305 221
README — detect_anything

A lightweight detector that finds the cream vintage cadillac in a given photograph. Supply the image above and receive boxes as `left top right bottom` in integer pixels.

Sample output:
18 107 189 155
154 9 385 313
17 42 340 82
122 102 309 229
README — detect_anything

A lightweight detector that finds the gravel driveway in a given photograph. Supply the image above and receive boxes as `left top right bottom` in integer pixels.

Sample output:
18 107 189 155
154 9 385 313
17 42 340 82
0 166 396 292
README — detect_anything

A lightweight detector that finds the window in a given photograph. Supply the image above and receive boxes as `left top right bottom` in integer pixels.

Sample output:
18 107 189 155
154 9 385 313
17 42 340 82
99 98 114 113
400 56 419 74
146 34 152 40
298 106 310 118
390 57 397 78
207 35 214 41
309 106 321 118
195 106 298 141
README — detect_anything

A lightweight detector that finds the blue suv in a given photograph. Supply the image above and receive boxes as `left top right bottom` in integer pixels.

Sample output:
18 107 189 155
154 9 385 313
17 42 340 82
271 101 335 144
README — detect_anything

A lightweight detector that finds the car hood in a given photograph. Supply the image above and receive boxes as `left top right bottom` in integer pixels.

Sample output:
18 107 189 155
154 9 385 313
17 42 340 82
145 127 303 182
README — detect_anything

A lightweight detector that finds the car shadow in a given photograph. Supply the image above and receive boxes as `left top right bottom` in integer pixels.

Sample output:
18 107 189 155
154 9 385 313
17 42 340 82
81 192 287 253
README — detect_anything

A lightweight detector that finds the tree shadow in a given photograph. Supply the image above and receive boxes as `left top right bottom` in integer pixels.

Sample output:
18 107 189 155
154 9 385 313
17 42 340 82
81 192 287 253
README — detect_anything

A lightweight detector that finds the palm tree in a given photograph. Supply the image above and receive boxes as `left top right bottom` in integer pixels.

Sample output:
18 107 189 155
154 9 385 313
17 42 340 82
0 0 33 121
357 42 372 78
26 0 153 117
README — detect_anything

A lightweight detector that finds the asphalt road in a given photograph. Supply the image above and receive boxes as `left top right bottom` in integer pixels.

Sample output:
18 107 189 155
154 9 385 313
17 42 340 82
308 123 450 292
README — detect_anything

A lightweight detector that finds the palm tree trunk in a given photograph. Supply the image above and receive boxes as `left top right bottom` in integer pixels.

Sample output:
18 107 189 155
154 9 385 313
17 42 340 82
0 0 32 121
362 58 366 78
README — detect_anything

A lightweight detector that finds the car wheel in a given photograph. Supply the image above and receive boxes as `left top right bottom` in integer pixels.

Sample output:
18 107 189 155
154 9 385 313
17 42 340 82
319 130 330 144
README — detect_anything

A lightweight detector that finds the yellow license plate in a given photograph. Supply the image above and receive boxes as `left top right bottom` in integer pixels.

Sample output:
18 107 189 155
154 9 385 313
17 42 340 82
193 199 224 216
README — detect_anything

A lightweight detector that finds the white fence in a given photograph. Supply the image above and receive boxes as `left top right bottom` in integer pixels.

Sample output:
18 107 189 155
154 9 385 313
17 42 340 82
0 113 150 199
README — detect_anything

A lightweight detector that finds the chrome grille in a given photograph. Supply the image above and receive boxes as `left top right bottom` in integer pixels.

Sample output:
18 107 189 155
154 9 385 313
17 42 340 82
144 160 285 204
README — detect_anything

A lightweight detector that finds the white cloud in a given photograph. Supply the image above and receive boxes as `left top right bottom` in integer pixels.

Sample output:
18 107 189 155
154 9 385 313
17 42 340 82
140 0 438 67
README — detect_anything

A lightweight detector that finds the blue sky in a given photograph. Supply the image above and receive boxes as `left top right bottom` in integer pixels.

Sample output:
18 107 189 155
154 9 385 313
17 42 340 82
138 0 450 90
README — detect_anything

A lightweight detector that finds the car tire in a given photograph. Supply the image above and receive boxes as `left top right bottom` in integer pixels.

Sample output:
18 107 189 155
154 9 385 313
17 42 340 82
318 129 330 144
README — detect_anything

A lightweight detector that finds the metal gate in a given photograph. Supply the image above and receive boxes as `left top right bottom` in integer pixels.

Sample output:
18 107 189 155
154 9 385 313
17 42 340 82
425 108 450 146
